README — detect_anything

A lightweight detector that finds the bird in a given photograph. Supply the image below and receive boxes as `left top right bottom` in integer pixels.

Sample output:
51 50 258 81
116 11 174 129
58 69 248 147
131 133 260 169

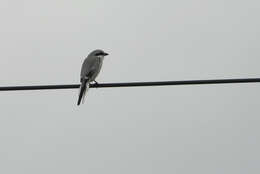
77 49 109 105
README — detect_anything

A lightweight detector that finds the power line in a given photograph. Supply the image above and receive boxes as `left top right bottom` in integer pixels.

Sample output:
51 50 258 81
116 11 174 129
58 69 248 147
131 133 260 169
0 78 260 91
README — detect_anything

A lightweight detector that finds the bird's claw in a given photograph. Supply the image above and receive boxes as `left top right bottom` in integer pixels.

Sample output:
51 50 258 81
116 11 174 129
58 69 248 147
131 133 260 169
93 80 99 86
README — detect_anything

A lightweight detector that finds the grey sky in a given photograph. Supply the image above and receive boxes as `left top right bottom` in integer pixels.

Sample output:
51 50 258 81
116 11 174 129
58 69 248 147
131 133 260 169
0 0 260 173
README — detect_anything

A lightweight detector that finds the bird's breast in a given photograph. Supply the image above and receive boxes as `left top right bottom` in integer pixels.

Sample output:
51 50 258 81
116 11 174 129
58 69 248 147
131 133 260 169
89 57 104 81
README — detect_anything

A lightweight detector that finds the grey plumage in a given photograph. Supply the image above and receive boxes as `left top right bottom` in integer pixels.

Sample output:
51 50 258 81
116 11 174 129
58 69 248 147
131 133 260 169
77 49 109 105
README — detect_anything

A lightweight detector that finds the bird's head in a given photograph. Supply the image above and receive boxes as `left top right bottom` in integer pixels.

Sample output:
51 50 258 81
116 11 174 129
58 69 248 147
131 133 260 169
90 49 109 58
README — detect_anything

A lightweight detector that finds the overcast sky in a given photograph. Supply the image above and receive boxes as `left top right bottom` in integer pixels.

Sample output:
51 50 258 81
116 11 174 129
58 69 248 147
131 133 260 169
0 0 260 173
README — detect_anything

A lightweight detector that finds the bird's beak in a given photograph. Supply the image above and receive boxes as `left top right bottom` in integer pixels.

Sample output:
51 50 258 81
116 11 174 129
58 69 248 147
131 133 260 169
103 52 109 56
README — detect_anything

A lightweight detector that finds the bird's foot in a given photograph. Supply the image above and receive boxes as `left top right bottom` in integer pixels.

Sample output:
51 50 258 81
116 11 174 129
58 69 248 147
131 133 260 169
93 80 99 86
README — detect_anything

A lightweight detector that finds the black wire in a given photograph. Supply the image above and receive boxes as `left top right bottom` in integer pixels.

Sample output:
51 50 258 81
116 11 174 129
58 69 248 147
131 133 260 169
0 78 260 91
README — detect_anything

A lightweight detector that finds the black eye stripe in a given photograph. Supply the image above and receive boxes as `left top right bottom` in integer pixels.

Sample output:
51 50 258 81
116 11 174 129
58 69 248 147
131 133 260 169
95 52 105 56
95 52 103 56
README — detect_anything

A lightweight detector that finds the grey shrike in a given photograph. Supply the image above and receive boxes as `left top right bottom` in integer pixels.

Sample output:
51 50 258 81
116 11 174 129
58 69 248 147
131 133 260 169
77 49 109 105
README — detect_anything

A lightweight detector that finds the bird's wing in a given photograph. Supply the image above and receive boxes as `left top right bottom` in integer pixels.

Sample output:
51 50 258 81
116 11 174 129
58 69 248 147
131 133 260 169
80 57 98 78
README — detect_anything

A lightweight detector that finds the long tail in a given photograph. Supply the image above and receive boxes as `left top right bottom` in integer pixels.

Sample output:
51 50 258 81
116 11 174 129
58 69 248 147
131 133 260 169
77 78 90 106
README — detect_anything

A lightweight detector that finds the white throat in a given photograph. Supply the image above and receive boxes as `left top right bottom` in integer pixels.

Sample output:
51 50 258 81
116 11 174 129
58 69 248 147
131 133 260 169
98 55 104 61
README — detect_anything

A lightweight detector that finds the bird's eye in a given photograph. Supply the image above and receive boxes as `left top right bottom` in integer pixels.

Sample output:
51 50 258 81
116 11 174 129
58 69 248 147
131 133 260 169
95 52 103 56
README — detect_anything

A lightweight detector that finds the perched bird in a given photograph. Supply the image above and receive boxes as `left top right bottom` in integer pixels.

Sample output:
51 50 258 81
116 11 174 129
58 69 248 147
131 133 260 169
77 49 109 105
